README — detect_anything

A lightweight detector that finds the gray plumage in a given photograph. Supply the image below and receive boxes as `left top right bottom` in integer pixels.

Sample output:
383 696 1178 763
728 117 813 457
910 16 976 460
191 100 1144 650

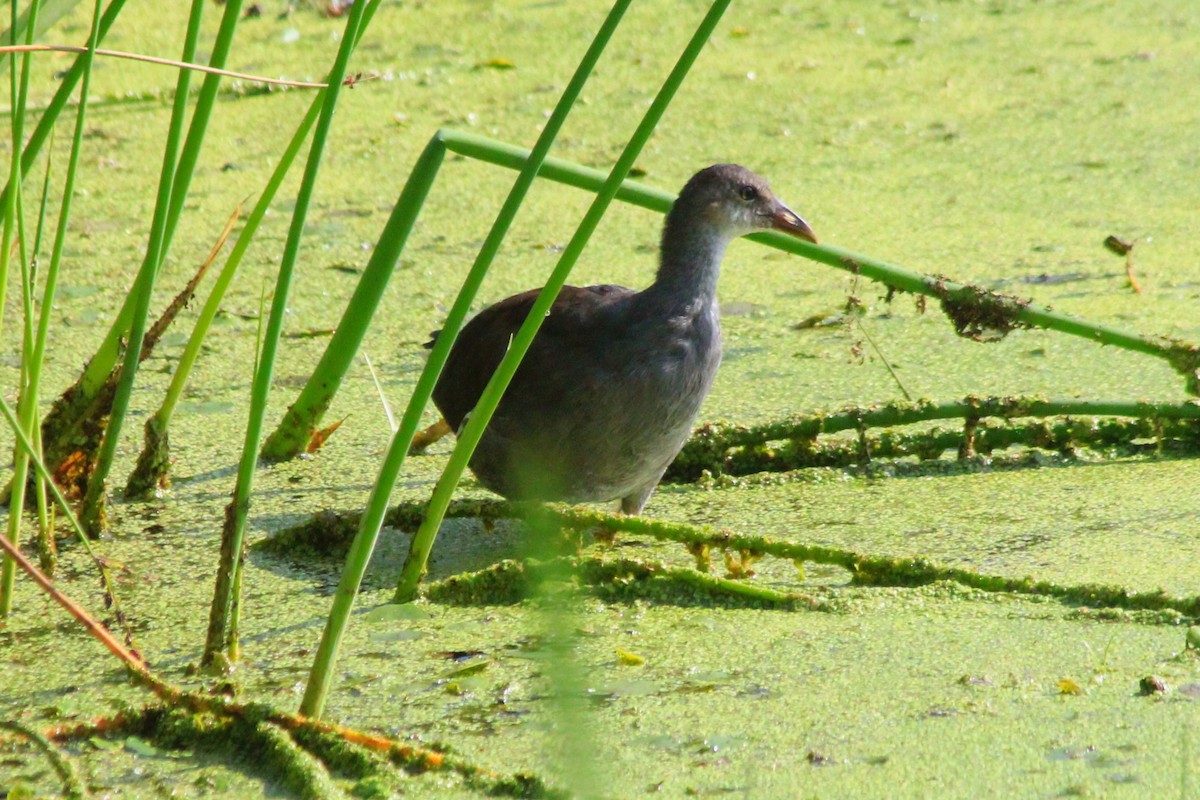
430 164 816 514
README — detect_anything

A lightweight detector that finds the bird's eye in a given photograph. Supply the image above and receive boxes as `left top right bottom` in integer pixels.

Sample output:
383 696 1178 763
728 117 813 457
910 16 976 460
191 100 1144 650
737 184 759 202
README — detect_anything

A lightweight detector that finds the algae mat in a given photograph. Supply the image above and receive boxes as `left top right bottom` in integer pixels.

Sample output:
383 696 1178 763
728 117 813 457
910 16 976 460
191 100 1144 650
2 1 1199 797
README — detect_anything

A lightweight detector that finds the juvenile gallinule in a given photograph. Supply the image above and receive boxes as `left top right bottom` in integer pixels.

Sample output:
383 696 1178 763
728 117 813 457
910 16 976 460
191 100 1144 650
420 164 816 514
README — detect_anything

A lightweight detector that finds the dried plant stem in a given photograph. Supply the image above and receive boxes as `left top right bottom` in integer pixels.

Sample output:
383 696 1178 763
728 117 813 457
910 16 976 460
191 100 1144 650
0 43 329 88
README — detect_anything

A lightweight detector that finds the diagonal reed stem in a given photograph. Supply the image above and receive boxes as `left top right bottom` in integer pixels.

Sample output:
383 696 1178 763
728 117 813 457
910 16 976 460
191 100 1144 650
297 0 637 719
203 0 378 666
438 131 1199 392
394 0 734 603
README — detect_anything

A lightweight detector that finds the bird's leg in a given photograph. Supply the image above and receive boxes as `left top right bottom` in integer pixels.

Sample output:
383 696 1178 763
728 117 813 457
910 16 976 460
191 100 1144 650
409 418 452 454
591 482 661 547
619 482 657 516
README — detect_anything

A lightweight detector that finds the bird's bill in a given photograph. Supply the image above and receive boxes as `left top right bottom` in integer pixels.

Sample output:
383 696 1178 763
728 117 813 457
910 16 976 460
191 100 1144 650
771 203 818 244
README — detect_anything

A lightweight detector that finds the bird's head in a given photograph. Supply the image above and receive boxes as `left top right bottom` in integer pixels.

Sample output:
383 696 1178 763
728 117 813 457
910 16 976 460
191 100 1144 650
674 163 817 244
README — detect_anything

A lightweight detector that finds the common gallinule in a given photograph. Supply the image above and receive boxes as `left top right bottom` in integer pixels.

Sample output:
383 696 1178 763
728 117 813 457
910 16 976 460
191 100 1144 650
419 164 817 514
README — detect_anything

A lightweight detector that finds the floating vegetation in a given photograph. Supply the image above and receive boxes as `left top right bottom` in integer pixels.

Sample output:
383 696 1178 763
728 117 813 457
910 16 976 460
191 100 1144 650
422 555 830 611
6 0 1200 796
261 497 1200 620
667 396 1200 482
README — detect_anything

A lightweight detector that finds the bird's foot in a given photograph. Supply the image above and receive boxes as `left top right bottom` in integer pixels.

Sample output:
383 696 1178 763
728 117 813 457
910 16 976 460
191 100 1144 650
592 526 618 548
409 418 451 454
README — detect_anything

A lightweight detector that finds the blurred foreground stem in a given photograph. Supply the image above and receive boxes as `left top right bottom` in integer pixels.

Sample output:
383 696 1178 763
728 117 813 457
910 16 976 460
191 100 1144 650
298 0 636 719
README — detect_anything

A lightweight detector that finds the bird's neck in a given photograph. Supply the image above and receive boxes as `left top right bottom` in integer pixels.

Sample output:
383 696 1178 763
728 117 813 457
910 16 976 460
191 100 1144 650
645 217 731 314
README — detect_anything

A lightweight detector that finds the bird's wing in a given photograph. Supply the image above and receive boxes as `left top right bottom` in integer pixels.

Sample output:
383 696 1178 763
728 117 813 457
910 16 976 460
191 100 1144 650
431 284 634 431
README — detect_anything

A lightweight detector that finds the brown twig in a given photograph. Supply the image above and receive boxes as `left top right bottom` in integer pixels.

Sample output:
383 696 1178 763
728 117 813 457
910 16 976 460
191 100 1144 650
0 44 330 89
0 533 454 776
0 531 147 671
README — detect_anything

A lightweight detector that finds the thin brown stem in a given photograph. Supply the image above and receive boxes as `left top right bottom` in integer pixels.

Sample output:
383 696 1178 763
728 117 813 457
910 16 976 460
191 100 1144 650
0 531 146 671
0 44 330 88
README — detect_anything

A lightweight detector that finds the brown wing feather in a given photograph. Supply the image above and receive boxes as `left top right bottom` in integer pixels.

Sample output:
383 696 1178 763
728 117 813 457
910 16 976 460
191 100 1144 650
431 284 634 432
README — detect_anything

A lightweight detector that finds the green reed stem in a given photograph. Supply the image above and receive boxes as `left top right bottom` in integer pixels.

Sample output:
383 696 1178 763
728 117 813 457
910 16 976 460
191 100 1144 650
126 95 323 497
394 0 733 603
28 0 105 570
158 0 247 259
204 0 375 666
439 130 1200 393
297 0 636 719
77 0 207 535
0 0 27 339
0 0 42 615
21 113 53 568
